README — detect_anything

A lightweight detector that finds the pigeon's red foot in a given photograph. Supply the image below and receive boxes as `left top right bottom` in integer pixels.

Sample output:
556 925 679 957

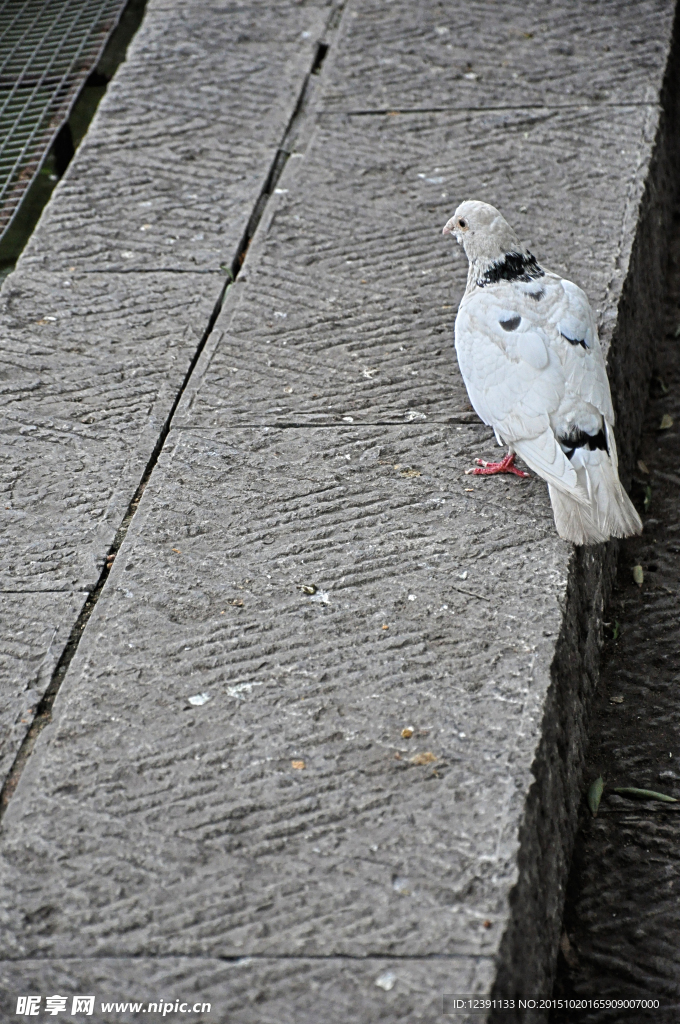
466 452 530 478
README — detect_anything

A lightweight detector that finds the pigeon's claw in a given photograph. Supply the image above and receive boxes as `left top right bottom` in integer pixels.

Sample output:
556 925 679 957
467 452 530 478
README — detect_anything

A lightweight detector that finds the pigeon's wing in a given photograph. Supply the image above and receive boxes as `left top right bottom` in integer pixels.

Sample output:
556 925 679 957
512 429 582 498
546 276 615 426
455 289 561 437
455 282 584 498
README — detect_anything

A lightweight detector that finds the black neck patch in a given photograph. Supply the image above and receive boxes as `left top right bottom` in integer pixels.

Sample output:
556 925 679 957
477 251 545 288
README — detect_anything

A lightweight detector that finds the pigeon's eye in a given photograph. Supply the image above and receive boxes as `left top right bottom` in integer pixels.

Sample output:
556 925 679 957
458 218 467 228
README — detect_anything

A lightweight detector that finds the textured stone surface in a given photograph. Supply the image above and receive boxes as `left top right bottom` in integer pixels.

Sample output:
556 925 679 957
0 0 332 795
0 0 333 590
0 0 678 1015
322 0 675 112
0 956 495 1023
19 0 329 274
177 104 657 429
0 425 566 959
0 268 216 591
0 594 83 784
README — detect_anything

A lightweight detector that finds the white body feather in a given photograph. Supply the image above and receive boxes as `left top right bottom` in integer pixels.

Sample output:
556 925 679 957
455 267 642 545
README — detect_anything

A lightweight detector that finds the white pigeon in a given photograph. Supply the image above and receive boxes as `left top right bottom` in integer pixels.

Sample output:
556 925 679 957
442 200 642 545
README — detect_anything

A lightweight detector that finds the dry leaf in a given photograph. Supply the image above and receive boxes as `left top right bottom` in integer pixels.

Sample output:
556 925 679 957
300 584 317 595
400 469 421 477
637 460 649 474
410 751 437 765
291 760 305 770
560 931 579 968
659 414 674 430
613 786 677 803
587 776 604 817
632 565 644 587
401 727 414 739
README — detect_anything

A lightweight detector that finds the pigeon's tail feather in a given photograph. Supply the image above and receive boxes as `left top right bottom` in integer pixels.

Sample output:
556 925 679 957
548 485 607 545
548 448 642 545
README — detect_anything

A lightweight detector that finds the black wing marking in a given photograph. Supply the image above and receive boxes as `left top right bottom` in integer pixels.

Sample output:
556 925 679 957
561 331 588 350
559 427 608 460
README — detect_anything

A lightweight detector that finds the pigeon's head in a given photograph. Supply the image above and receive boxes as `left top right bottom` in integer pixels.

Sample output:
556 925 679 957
442 200 522 264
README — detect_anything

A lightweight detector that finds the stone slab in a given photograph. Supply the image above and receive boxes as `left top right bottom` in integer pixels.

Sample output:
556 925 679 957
0 0 333 793
0 0 335 592
0 593 83 785
0 0 677 1013
0 425 566 960
176 104 656 429
0 956 496 1023
19 0 329 274
322 0 675 112
0 269 216 591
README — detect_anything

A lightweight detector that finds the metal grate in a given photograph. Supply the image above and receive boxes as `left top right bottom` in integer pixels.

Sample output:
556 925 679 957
0 0 128 240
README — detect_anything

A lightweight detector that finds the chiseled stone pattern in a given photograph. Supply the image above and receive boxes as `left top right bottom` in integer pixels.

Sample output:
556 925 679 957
0 426 566 960
19 0 328 274
0 0 677 1015
322 0 675 111
0 2 332 781
0 594 83 784
0 0 333 589
0 270 215 591
177 104 657 429
0 956 496 1023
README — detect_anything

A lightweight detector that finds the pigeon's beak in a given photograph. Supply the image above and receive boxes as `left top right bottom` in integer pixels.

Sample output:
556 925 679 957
442 217 455 236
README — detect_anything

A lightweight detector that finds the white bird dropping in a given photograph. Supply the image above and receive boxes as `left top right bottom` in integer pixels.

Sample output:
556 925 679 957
442 200 642 545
